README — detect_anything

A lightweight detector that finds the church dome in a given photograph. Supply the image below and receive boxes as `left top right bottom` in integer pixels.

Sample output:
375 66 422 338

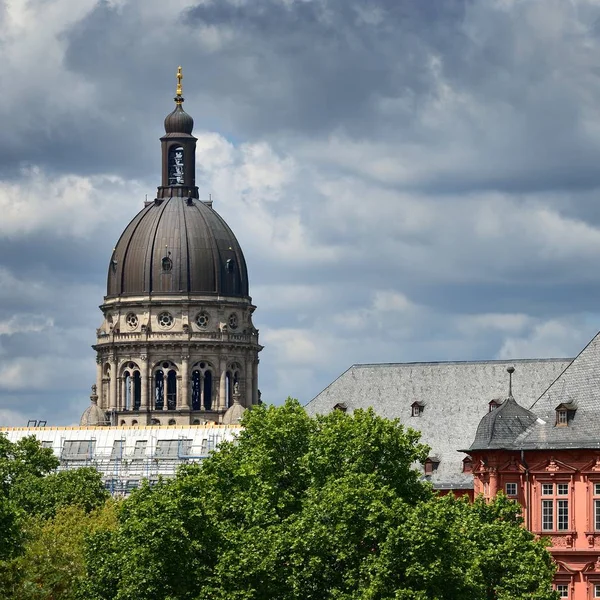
80 399 107 427
106 197 249 298
164 104 194 135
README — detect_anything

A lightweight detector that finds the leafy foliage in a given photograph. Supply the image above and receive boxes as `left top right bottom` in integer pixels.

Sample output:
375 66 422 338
79 399 558 600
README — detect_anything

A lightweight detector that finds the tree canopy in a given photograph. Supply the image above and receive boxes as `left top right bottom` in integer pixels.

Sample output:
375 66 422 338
78 399 558 600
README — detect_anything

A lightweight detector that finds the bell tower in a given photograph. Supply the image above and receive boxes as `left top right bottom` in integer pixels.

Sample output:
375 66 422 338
157 66 199 200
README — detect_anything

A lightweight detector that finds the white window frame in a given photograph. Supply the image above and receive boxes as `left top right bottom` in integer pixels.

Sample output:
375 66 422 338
594 583 600 598
555 584 568 598
505 482 517 497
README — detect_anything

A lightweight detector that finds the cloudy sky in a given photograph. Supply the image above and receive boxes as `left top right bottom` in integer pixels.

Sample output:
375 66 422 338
2 0 600 425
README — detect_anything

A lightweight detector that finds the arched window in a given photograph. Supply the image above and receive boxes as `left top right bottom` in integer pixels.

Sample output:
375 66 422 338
168 419 176 426
124 371 132 410
131 419 138 426
168 146 184 185
192 370 201 410
155 370 164 410
204 371 213 410
133 371 141 410
226 363 241 407
166 370 177 410
191 362 214 410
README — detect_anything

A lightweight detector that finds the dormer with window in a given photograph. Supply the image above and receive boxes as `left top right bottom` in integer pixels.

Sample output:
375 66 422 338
411 401 425 417
488 398 502 412
555 401 577 427
333 402 348 413
424 456 440 474
462 456 473 473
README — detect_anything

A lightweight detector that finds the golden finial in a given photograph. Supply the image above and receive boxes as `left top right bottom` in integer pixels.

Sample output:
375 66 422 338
176 66 183 99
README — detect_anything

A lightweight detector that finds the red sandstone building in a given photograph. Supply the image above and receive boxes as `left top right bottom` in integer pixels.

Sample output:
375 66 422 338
468 334 600 599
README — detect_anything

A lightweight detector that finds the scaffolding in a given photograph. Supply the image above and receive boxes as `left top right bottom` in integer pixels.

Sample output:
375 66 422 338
1 424 240 496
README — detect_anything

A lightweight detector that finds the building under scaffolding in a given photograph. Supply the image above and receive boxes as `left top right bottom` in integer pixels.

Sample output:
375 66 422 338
0 424 241 495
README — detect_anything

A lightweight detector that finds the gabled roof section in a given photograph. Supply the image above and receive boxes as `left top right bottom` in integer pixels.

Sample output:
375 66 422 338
519 330 600 450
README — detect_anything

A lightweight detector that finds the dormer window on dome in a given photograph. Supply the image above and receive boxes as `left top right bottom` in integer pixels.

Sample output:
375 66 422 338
489 398 502 412
555 401 577 427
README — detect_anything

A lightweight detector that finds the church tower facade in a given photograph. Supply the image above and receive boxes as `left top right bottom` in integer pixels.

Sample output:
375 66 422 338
91 68 262 426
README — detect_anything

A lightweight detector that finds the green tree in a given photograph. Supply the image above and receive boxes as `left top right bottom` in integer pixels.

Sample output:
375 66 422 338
80 399 558 600
8 501 118 600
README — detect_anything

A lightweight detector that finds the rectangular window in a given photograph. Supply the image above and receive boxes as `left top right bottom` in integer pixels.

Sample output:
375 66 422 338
505 483 517 497
595 483 600 496
557 483 569 495
557 500 569 530
542 483 554 496
556 584 568 598
542 500 554 531
412 405 420 417
595 583 600 598
596 500 600 531
557 410 567 425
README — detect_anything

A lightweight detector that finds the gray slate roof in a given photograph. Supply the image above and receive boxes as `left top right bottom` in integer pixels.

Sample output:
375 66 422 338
469 394 539 451
511 332 600 450
305 358 571 489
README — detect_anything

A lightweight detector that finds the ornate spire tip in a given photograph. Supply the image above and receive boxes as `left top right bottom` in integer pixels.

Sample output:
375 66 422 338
175 66 183 103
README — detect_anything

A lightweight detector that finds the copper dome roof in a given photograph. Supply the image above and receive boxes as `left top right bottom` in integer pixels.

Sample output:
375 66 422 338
106 197 249 298
164 104 194 135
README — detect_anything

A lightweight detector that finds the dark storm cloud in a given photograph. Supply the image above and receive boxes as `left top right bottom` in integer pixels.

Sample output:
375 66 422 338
3 0 600 421
183 0 469 134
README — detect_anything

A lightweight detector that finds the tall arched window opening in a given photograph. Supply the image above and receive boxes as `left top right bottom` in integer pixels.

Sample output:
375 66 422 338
124 371 132 410
226 364 241 407
167 370 177 410
155 370 164 410
168 146 184 185
204 371 213 410
191 370 201 410
133 372 141 410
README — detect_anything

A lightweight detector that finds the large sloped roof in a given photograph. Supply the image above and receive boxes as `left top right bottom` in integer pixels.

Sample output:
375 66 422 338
305 358 571 489
514 331 600 450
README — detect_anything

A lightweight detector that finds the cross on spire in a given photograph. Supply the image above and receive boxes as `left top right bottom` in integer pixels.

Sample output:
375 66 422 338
175 66 183 104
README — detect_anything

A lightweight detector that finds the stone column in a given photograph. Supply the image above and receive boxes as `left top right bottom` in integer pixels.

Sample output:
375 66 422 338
200 373 205 410
179 356 189 409
109 357 117 411
245 359 253 407
140 356 149 410
488 468 498 499
118 376 125 411
219 360 227 410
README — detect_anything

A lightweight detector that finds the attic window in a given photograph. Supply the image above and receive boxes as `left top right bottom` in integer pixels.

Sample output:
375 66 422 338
333 402 347 413
555 402 576 427
411 401 424 417
556 409 568 426
424 457 440 474
489 399 501 412
161 256 173 272
462 456 473 473
226 258 235 273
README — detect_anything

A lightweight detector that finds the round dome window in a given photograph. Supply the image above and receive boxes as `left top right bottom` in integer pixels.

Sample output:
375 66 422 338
228 313 238 330
126 313 138 330
158 312 174 329
196 312 209 329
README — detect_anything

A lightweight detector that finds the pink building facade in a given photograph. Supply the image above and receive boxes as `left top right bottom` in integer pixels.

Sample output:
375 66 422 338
467 334 600 600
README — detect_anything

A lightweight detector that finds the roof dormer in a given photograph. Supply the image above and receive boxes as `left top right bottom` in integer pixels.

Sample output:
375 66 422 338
555 401 577 427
